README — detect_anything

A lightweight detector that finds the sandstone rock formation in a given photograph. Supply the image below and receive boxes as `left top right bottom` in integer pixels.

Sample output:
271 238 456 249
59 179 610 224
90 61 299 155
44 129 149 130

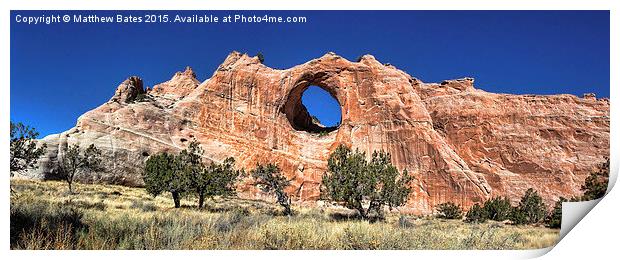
27 52 610 214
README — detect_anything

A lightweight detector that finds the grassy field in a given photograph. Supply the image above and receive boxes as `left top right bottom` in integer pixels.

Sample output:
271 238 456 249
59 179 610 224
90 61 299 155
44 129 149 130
10 179 559 250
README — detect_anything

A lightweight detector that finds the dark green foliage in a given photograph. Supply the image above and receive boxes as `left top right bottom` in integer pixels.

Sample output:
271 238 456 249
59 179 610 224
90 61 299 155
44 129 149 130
10 121 47 176
256 52 265 63
143 140 243 209
143 152 187 208
465 203 487 223
510 188 547 225
193 157 241 208
436 202 463 219
482 196 512 221
321 144 414 220
464 197 512 223
251 163 292 215
178 141 206 207
581 158 609 201
509 207 527 225
545 197 566 229
52 144 102 193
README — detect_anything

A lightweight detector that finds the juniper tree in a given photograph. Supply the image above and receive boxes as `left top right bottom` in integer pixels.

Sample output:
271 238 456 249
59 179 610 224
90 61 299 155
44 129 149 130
143 152 187 208
436 202 463 219
510 188 547 225
193 157 240 208
482 196 512 221
465 203 487 223
177 141 206 207
545 197 566 229
321 144 414 220
52 144 102 193
10 122 47 176
581 158 609 201
250 163 292 215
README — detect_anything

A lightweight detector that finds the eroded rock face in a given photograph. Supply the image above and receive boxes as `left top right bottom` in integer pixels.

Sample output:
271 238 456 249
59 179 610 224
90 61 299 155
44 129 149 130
26 52 610 214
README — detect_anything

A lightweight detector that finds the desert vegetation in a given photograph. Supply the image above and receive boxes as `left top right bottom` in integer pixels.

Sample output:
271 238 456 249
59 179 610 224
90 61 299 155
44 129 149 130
10 121 47 177
9 124 609 250
10 179 560 250
321 144 414 221
142 141 242 208
250 163 293 215
50 144 102 193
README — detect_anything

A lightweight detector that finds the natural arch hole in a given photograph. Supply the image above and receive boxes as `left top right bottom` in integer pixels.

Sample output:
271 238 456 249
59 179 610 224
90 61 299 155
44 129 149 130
282 85 342 134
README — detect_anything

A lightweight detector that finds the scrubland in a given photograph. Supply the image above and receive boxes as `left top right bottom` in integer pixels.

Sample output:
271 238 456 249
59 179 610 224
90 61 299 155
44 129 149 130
10 179 559 250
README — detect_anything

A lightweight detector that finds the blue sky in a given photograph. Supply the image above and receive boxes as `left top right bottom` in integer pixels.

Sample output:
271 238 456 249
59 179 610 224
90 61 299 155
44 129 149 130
10 11 609 136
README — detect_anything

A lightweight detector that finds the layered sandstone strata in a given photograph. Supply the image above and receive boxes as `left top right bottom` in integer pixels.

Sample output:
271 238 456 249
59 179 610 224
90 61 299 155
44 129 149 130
27 52 609 214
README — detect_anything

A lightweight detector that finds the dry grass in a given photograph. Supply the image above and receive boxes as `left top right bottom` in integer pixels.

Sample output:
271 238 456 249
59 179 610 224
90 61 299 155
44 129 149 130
10 179 559 250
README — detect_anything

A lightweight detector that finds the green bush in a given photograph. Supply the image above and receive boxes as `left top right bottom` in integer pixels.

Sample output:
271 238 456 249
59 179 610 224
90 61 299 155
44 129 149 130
256 52 265 63
545 198 565 229
510 188 547 225
465 203 486 223
436 202 463 219
482 196 512 221
581 158 609 201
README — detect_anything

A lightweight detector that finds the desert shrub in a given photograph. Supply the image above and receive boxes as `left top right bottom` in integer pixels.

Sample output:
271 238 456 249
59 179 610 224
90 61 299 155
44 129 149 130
465 203 487 223
130 200 157 212
81 212 214 249
259 221 320 249
459 228 524 250
545 197 565 229
581 158 609 201
398 215 417 228
321 144 414 220
63 199 106 211
212 208 251 233
436 202 463 219
482 196 512 221
250 163 292 215
256 52 265 63
10 200 85 249
328 208 360 221
11 180 561 250
510 188 547 225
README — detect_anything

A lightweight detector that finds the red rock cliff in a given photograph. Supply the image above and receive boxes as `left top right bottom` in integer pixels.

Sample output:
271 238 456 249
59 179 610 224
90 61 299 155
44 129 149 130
29 52 609 214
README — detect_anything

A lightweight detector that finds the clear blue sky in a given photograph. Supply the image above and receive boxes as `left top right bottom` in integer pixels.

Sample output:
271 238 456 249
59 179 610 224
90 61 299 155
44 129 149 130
11 11 609 136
